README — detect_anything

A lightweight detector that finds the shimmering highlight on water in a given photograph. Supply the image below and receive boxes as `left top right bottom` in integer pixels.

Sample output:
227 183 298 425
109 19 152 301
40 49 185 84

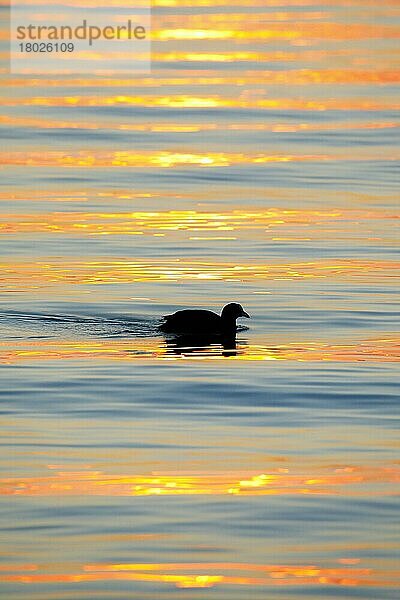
0 0 399 598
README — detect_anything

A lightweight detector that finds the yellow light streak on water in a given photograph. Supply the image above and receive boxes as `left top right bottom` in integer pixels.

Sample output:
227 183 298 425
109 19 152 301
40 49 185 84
0 337 398 364
153 23 400 42
0 208 397 240
6 19 400 43
1 95 399 111
0 188 396 207
1 115 399 133
1 71 399 90
5 0 400 9
1 559 397 589
3 257 400 287
0 151 324 168
0 150 399 168
3 48 398 67
1 258 399 288
1 463 398 496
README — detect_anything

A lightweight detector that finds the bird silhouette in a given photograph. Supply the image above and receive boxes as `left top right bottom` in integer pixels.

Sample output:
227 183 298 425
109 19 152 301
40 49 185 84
159 302 250 335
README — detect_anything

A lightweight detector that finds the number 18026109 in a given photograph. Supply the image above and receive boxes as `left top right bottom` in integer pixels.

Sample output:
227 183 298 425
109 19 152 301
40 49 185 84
19 42 75 53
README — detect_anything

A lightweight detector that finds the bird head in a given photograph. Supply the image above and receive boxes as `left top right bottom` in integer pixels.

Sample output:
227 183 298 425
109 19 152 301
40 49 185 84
221 303 250 321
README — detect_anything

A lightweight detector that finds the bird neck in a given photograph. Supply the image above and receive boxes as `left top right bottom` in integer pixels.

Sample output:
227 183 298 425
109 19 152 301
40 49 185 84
220 313 236 328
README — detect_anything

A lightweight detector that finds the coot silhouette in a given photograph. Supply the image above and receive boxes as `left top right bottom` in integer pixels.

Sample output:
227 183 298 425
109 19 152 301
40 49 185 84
159 302 250 335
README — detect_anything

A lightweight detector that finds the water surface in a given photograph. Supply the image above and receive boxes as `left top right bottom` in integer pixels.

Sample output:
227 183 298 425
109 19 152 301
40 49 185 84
0 0 399 598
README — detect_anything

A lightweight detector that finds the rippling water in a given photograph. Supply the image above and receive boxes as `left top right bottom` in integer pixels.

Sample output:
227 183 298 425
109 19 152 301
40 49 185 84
0 0 399 598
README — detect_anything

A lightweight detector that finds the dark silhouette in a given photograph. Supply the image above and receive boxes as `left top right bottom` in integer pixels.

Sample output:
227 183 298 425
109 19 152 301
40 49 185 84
159 302 250 335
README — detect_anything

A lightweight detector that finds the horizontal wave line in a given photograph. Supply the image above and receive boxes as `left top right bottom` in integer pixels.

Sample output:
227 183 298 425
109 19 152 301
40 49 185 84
0 336 399 364
0 150 398 168
1 95 399 111
1 258 399 286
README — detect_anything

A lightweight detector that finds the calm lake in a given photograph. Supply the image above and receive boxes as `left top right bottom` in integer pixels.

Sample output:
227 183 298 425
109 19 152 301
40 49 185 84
0 0 399 598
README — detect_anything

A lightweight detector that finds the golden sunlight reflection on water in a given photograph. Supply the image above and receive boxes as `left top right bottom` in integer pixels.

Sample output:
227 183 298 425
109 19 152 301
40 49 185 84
1 1 399 598
1 114 398 132
0 336 398 364
2 95 399 111
1 462 399 497
1 559 398 590
0 207 397 240
1 258 399 287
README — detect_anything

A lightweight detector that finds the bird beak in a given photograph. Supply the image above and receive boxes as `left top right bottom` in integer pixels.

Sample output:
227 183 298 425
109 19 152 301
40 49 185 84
241 310 250 318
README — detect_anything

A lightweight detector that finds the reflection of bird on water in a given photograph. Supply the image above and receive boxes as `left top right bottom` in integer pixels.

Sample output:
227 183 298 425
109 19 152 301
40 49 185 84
164 332 239 357
159 302 250 335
